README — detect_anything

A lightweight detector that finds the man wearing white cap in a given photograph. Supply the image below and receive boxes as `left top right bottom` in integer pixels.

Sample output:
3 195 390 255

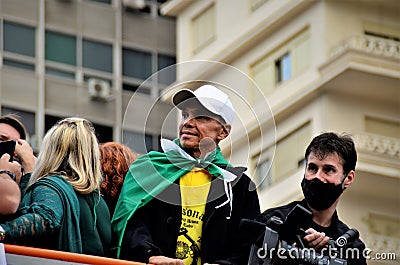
112 84 260 265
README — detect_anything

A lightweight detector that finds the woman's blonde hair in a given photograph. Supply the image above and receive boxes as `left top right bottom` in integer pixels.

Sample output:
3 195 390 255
30 117 102 194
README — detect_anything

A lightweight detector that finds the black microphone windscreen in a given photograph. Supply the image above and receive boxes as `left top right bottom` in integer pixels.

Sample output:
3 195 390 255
343 228 359 242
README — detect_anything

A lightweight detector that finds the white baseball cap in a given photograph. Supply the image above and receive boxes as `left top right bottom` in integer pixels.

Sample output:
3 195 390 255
172 85 235 124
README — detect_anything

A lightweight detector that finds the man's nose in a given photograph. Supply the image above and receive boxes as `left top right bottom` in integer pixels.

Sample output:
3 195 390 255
183 115 195 127
314 170 327 182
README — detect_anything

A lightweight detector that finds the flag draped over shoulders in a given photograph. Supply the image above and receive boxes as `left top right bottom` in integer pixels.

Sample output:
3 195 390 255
111 138 235 258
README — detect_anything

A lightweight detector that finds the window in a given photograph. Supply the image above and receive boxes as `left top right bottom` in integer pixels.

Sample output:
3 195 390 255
365 31 400 42
4 21 35 57
157 54 175 71
83 39 113 73
45 115 113 143
365 116 400 139
45 32 113 79
3 60 35 71
123 130 158 154
92 123 113 143
363 21 400 41
257 123 310 188
192 4 215 53
254 158 272 190
273 124 310 182
275 53 291 84
45 68 75 79
122 82 152 94
3 21 35 71
251 29 310 97
122 47 154 94
45 31 76 66
157 53 176 85
123 48 152 80
252 57 275 96
45 115 65 134
364 21 400 42
45 31 77 79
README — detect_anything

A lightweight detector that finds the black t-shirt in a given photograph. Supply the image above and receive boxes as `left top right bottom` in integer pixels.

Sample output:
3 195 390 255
255 200 367 265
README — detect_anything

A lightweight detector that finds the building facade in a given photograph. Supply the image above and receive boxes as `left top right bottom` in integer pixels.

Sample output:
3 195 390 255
162 0 400 263
0 0 178 153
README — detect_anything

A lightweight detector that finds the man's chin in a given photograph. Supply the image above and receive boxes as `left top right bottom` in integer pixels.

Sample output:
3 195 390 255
179 138 198 150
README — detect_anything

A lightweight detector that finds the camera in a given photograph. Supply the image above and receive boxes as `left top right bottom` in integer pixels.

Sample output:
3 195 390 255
0 140 16 162
243 204 359 265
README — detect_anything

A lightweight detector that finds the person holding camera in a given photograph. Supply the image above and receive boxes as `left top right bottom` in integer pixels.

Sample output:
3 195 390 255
256 132 366 265
0 114 36 216
0 114 36 186
0 114 37 263
112 84 260 265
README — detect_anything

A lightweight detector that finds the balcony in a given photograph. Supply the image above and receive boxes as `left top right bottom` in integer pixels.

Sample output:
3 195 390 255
354 133 400 179
355 133 400 158
330 35 400 60
317 35 400 108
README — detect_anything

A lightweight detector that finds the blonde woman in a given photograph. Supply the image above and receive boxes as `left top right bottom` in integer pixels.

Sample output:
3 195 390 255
0 117 111 256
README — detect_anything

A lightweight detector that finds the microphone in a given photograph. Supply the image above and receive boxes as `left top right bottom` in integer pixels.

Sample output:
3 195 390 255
335 228 359 247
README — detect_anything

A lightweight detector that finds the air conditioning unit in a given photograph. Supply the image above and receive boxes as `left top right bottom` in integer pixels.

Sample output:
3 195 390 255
88 78 111 102
122 0 146 10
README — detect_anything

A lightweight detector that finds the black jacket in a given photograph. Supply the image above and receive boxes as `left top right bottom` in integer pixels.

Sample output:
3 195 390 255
255 200 367 265
121 166 260 264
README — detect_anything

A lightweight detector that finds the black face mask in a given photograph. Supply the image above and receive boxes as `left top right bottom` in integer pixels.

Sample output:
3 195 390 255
301 176 346 211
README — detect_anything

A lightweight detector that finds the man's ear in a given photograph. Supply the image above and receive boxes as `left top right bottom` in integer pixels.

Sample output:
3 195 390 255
218 124 231 141
343 170 355 188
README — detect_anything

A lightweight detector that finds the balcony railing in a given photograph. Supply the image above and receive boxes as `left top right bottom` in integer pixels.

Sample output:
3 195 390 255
354 133 400 158
330 35 400 59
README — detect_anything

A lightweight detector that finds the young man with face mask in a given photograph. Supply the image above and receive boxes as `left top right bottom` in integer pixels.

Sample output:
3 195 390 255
256 132 366 265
